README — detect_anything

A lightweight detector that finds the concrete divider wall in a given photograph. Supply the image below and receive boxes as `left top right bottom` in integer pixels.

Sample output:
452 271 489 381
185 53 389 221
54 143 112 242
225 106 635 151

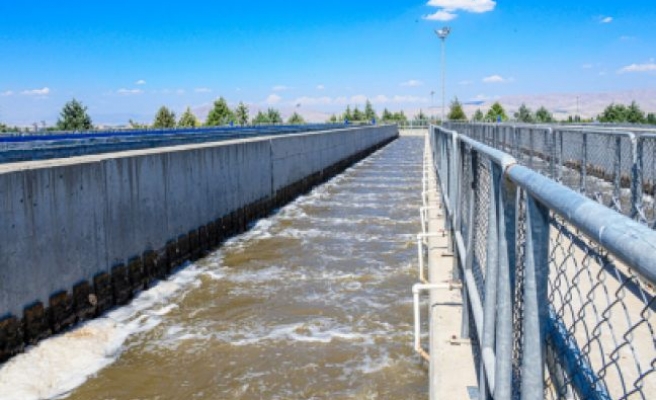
0 125 397 361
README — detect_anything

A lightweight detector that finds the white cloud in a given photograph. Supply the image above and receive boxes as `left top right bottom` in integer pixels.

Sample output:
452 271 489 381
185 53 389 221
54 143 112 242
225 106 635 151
294 96 333 106
618 62 656 73
176 89 185 95
424 0 496 20
581 63 594 69
135 79 146 85
482 75 510 83
427 0 496 12
316 84 325 90
272 85 290 92
401 79 424 87
266 94 282 105
424 10 457 21
195 87 212 93
600 16 613 24
1 90 13 96
21 87 50 96
117 88 144 95
459 80 474 85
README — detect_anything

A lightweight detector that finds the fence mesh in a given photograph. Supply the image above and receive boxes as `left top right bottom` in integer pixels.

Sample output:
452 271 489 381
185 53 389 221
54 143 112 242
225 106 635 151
431 125 656 399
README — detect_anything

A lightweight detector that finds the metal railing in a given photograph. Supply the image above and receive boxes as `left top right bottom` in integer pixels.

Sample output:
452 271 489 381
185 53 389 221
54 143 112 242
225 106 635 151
446 122 656 229
428 124 656 399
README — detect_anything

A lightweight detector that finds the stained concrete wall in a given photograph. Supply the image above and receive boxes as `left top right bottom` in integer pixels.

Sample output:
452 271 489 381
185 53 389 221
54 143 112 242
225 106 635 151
0 125 397 357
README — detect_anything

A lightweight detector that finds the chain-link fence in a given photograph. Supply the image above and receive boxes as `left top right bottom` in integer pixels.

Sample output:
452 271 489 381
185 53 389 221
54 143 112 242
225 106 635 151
429 125 656 399
447 123 656 230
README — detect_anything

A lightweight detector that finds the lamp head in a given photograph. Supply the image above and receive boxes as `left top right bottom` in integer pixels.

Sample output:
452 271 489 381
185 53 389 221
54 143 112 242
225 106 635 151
435 27 451 40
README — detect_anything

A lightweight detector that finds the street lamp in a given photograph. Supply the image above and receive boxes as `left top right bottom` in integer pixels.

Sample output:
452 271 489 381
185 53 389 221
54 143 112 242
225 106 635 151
435 27 451 124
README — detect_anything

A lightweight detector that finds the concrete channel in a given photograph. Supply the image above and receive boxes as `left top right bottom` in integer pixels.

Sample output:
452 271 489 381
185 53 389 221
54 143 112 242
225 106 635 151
0 125 397 363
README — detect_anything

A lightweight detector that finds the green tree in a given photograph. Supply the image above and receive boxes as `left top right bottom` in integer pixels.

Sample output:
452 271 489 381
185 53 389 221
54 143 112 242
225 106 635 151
288 112 305 124
381 108 393 121
178 107 199 128
267 108 283 124
343 105 353 121
152 106 176 128
535 106 554 123
252 111 270 125
205 97 235 126
234 102 249 126
514 103 535 123
485 102 508 122
392 111 407 122
647 113 656 125
56 99 93 131
447 97 467 121
328 114 338 123
599 103 628 123
352 106 364 121
472 109 484 122
364 100 377 121
415 109 427 121
626 101 646 124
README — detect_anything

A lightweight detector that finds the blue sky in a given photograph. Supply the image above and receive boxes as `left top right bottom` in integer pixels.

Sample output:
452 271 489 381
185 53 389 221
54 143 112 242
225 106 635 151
1 0 655 125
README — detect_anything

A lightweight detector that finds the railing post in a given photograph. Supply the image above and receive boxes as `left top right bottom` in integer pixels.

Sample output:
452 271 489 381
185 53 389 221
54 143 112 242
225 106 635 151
494 166 516 400
632 135 643 221
613 136 622 212
580 132 588 194
521 193 550 399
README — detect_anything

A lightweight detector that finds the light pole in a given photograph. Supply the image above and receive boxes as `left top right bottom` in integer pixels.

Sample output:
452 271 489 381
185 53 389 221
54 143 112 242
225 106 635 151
435 27 451 124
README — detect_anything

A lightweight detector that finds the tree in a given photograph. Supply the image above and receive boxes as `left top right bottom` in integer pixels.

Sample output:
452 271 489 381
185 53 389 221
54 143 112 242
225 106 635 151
447 97 467 121
364 100 377 121
472 109 484 122
485 102 508 122
328 114 338 123
178 107 199 128
205 97 235 126
514 103 535 123
152 106 176 128
288 112 305 124
343 105 353 122
267 108 283 124
392 110 407 122
535 106 554 123
56 99 93 131
252 110 270 125
381 108 393 121
647 113 656 125
352 106 364 121
626 101 646 124
234 102 249 126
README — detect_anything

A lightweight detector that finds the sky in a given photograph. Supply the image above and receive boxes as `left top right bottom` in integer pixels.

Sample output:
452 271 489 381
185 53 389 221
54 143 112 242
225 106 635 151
0 0 655 126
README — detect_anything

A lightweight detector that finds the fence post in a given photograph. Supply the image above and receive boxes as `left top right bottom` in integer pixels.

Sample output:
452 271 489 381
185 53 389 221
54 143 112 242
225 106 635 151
580 132 588 194
632 135 642 221
521 193 550 399
613 136 622 212
494 167 516 400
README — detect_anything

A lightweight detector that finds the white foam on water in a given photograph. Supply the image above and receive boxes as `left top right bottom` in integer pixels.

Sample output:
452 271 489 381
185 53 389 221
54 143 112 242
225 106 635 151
0 265 209 400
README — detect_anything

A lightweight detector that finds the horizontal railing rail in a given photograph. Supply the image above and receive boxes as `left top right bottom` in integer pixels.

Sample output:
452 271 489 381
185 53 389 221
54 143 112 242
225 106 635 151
429 124 656 399
446 122 656 230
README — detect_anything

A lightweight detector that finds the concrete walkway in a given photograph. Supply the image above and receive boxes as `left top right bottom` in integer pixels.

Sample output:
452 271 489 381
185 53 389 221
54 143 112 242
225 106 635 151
421 131 479 399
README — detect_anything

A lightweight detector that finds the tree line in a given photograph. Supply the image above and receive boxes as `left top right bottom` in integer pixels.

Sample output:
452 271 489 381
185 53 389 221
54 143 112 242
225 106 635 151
445 97 656 124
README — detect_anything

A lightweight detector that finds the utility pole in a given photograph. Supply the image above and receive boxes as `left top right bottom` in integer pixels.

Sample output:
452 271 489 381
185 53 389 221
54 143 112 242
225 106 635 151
435 27 451 124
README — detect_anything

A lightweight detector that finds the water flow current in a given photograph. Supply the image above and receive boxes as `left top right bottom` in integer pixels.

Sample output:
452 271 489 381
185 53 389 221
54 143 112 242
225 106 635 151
0 136 427 400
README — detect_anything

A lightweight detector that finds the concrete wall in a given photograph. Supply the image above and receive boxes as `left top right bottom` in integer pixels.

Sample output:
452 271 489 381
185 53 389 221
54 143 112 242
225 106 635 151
0 125 397 359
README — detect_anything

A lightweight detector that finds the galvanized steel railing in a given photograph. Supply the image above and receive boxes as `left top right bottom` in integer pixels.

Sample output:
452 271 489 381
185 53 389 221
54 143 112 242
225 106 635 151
429 125 656 399
446 122 656 229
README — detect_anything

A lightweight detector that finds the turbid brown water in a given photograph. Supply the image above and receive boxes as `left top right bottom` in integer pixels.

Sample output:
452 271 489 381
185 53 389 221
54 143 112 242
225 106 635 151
0 136 427 400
